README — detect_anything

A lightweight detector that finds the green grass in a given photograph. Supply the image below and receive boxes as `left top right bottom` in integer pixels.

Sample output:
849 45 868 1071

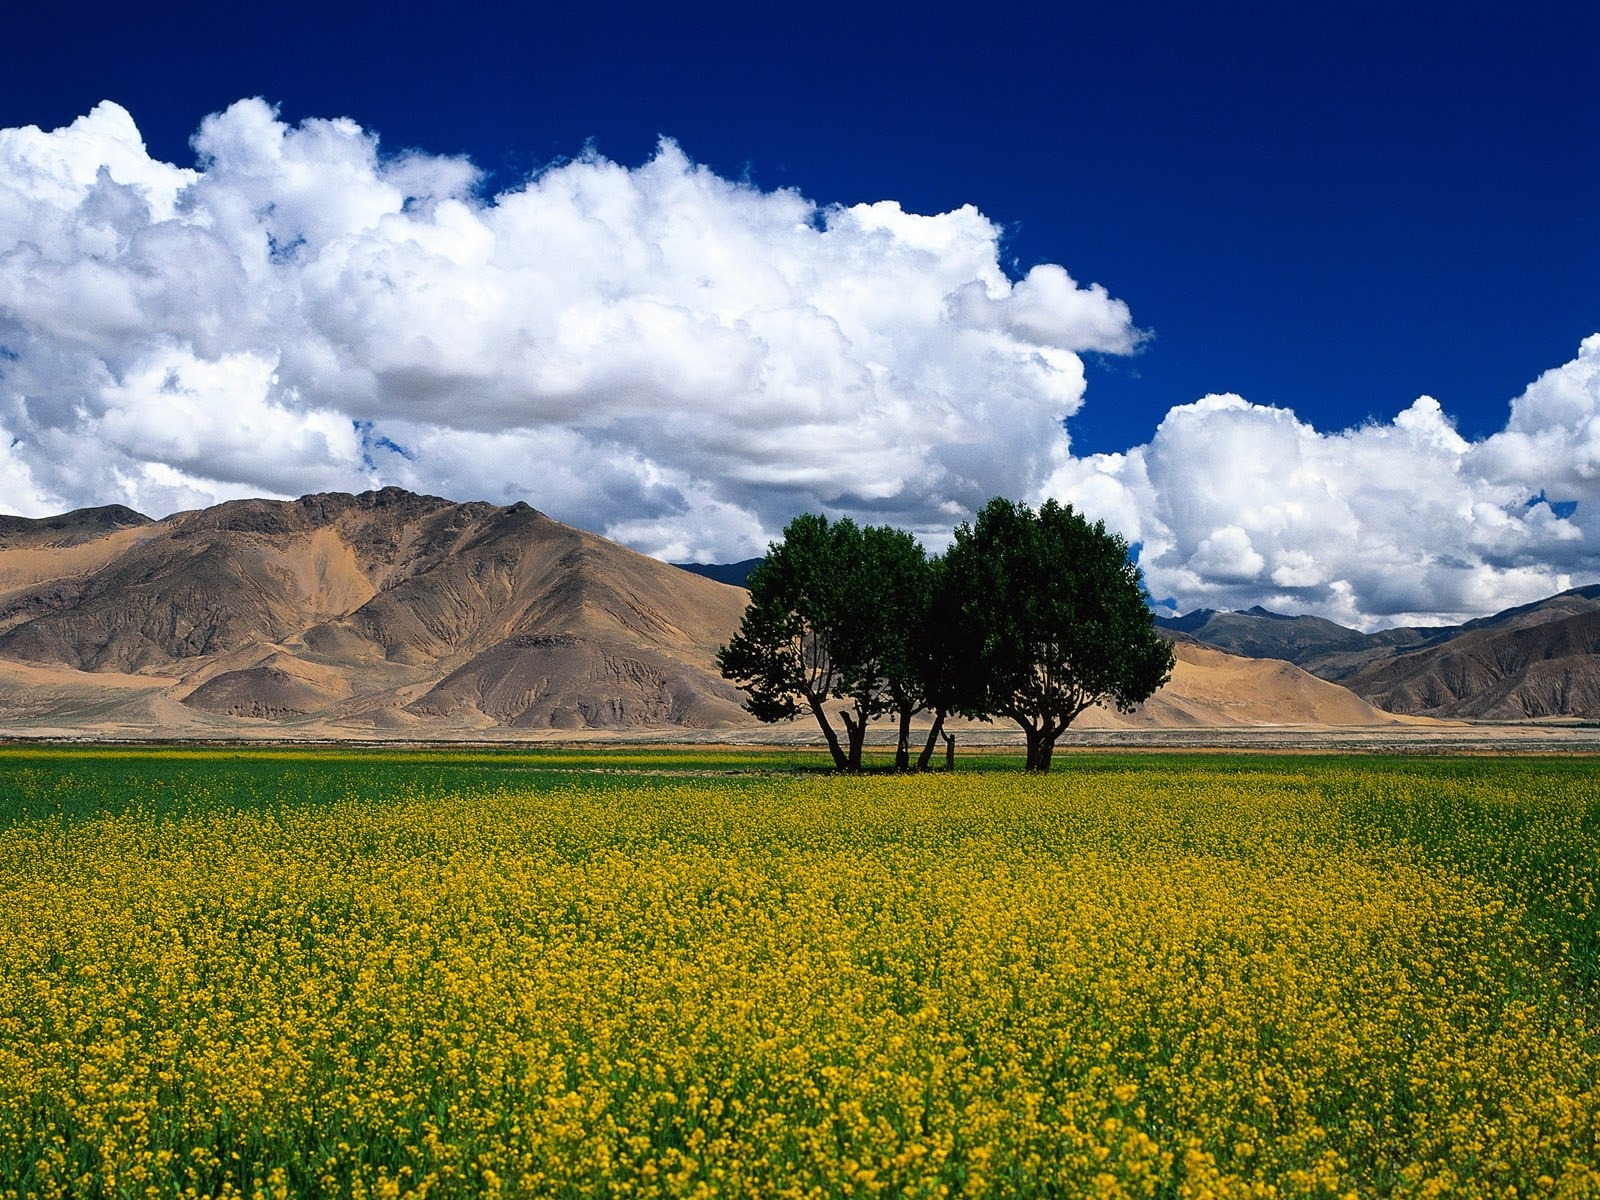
0 742 1060 828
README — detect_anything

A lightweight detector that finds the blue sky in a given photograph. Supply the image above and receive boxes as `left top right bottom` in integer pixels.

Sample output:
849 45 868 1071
1 0 1596 626
13 1 1593 451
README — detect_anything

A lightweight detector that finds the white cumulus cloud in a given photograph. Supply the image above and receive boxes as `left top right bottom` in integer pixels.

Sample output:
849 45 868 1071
0 99 1138 562
3 100 1597 628
1043 336 1600 628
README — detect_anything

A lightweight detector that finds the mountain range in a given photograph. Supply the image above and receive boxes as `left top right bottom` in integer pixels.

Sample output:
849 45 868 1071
0 488 1431 740
1157 585 1600 719
0 489 753 737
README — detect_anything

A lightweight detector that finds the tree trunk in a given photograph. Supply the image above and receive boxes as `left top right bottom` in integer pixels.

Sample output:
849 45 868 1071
916 708 947 770
1011 720 1049 774
806 695 850 771
1034 718 1066 772
1016 715 1067 772
1020 719 1043 772
839 708 867 772
894 706 913 771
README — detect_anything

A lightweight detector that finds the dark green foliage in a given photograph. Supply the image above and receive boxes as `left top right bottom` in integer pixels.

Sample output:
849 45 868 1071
716 514 854 768
941 498 1174 771
716 515 934 770
718 499 1173 772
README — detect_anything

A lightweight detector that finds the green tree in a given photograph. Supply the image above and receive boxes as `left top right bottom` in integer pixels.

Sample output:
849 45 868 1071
911 553 964 770
942 498 1174 771
857 525 935 770
717 515 932 771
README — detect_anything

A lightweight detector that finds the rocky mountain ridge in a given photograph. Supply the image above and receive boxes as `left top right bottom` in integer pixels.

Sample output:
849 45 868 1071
1158 585 1600 718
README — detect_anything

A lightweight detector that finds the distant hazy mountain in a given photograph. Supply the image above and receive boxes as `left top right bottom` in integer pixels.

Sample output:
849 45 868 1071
672 558 763 588
1156 606 1418 666
1160 584 1600 718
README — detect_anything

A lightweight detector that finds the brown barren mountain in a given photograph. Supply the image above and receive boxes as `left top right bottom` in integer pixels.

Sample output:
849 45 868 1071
1074 641 1424 730
0 488 1426 740
0 489 750 735
1339 607 1600 719
1160 585 1600 719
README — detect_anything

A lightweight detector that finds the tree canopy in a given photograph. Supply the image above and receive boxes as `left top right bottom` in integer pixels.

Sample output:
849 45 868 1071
941 498 1174 771
715 514 932 771
718 499 1173 771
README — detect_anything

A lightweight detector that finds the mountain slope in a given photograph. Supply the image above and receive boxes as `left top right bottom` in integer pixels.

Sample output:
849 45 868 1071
0 488 750 733
1155 606 1437 674
1339 608 1600 719
0 504 152 549
1074 640 1422 730
1158 585 1600 718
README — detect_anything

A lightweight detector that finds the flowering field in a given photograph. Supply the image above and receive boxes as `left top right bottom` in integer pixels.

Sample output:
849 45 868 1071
0 749 1596 1198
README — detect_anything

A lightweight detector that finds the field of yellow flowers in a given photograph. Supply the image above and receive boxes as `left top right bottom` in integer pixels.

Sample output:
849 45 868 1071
0 748 1595 1198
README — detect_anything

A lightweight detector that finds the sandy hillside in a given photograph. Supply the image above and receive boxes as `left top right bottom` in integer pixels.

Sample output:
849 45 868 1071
0 489 750 736
1073 641 1428 729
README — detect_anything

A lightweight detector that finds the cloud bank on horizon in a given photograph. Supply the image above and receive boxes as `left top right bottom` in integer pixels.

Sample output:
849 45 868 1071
0 99 1595 628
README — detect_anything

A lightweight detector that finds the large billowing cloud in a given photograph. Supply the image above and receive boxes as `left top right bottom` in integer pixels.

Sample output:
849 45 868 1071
2 101 1597 628
0 99 1137 560
1043 335 1600 628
